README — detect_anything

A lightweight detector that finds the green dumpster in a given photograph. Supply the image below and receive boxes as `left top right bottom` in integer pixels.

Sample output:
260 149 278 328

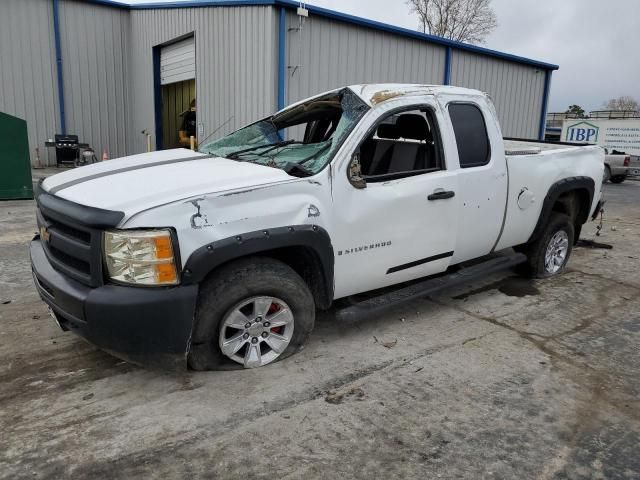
0 111 33 200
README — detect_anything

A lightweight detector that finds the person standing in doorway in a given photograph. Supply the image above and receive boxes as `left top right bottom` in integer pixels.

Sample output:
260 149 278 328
179 99 197 148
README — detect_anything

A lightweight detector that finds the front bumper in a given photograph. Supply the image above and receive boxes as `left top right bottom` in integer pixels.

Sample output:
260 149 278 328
30 237 198 369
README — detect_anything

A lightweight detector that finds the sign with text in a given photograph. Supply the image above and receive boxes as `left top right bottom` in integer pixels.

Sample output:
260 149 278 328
562 119 640 155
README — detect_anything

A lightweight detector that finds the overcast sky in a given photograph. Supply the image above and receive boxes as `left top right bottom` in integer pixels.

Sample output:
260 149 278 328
129 0 640 113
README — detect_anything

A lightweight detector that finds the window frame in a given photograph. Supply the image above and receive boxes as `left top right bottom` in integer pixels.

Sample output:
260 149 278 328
447 101 492 169
350 104 447 184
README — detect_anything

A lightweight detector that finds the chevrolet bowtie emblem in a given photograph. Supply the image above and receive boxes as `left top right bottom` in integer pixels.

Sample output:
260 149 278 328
40 226 51 243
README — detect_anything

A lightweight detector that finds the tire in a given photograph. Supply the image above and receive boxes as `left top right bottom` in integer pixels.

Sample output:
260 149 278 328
603 166 611 183
610 175 626 184
188 257 315 370
518 213 574 279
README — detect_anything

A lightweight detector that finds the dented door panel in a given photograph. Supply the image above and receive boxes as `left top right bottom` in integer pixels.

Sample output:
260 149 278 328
330 96 460 299
331 170 459 298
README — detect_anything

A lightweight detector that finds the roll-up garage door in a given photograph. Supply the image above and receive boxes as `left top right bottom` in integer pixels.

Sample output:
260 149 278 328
160 37 195 85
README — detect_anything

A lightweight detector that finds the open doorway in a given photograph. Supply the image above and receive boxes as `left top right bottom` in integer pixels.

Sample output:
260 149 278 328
162 79 196 149
154 35 196 150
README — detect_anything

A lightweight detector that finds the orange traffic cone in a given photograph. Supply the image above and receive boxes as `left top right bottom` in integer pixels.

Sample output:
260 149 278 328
102 150 109 161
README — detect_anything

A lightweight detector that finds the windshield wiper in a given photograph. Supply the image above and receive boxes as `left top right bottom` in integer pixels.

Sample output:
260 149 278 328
226 140 302 159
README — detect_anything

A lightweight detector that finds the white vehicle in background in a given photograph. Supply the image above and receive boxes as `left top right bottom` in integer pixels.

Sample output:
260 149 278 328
604 149 631 183
31 84 605 371
628 155 640 177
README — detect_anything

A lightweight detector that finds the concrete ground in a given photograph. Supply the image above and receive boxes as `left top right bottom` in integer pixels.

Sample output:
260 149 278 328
1 177 639 479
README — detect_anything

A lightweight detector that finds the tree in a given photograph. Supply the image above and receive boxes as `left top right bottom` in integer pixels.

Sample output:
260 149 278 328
565 105 585 118
406 0 498 44
602 96 640 112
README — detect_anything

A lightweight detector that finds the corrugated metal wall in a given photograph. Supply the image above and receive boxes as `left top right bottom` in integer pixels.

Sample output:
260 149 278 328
450 50 546 138
0 0 60 166
285 11 545 138
127 6 279 153
58 0 130 160
285 11 447 105
0 2 549 166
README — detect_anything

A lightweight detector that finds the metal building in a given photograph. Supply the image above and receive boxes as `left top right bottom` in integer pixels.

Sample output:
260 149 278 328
0 0 559 166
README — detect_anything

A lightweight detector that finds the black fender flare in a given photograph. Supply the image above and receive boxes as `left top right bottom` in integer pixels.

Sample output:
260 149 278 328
181 224 334 306
527 176 595 244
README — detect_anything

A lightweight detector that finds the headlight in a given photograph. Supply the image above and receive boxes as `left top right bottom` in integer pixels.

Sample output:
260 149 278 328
103 229 179 286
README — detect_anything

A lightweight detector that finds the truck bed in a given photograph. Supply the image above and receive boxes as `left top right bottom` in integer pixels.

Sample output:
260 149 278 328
495 139 604 251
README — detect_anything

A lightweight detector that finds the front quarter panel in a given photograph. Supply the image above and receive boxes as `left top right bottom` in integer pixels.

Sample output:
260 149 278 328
120 171 334 271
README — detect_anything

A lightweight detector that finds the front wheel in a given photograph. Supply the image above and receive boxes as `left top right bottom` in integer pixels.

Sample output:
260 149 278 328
603 165 611 183
188 257 315 370
518 213 574 278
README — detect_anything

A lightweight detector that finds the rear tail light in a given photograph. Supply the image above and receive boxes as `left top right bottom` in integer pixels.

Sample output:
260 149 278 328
624 156 630 166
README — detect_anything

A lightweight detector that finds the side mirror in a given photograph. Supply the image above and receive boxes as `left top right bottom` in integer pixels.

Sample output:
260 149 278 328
348 152 367 189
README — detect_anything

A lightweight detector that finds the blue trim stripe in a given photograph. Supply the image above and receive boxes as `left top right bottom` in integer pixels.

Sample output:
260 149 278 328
152 46 163 149
277 7 286 111
91 0 274 8
443 46 452 85
83 0 559 71
82 0 133 7
538 70 552 140
52 0 66 134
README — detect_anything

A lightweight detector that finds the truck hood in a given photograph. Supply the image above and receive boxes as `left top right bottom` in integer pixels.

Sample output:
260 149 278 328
41 149 293 217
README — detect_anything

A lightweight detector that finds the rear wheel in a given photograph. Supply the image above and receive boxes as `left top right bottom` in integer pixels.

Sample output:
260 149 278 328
518 213 574 278
603 165 611 183
610 175 626 184
188 257 315 370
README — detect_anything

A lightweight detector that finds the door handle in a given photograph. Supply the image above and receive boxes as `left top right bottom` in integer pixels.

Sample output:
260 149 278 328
428 190 455 201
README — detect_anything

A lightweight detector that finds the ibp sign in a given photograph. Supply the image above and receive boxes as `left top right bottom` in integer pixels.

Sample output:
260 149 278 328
565 121 599 143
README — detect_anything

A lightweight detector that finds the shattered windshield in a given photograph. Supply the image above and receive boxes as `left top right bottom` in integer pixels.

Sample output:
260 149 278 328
199 89 369 176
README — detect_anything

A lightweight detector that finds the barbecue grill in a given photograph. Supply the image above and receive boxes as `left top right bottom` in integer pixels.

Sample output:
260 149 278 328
45 135 90 167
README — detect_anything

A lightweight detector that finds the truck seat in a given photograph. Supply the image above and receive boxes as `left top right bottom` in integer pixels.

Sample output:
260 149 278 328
360 123 397 174
360 114 438 176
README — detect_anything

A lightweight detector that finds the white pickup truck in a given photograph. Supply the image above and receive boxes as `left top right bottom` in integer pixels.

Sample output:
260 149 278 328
603 149 631 183
31 84 604 370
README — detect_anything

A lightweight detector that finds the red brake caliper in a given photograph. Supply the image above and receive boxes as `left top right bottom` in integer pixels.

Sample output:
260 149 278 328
268 303 284 334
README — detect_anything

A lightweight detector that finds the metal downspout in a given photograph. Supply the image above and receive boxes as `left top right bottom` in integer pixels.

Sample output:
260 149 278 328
277 6 286 111
443 46 452 85
539 70 552 140
52 0 66 134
